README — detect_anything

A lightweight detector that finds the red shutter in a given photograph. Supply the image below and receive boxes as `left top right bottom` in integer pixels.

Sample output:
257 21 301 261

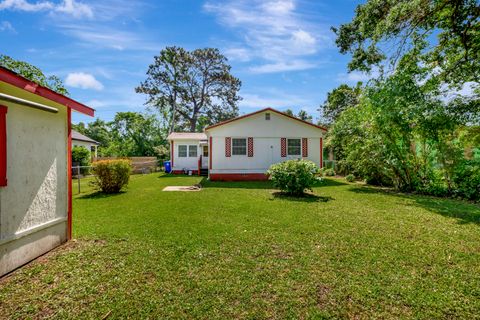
248 137 253 157
281 138 286 157
0 106 7 187
302 138 308 157
225 137 231 157
171 141 174 167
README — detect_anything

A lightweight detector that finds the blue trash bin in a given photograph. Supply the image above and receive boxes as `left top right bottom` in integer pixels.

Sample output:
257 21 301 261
164 160 171 173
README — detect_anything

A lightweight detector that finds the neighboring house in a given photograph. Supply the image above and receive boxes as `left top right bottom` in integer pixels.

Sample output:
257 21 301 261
0 66 94 276
72 130 100 158
167 108 326 181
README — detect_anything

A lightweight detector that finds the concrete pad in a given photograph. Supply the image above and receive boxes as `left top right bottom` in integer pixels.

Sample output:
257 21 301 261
162 186 201 192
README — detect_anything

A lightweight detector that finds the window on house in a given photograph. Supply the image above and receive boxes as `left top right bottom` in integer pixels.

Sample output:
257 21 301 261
287 139 301 156
178 145 187 157
232 138 247 155
189 145 197 157
265 113 270 120
203 145 209 157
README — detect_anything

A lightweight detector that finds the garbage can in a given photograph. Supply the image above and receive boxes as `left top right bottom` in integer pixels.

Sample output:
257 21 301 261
164 160 171 173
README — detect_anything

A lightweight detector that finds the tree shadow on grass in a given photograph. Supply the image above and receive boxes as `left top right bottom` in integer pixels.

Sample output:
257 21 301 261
320 178 349 187
76 191 127 200
349 185 480 225
270 192 334 203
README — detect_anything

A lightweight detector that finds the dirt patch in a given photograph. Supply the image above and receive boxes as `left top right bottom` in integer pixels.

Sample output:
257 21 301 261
163 185 201 192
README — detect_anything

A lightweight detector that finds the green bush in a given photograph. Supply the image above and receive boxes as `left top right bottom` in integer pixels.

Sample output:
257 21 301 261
72 146 91 175
92 160 131 193
267 159 320 196
323 168 335 176
453 159 480 201
345 174 355 182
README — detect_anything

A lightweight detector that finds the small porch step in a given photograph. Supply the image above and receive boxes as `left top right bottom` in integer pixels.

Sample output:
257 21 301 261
199 168 209 177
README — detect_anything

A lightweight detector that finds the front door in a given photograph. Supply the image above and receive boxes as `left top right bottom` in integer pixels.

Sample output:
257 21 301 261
201 145 209 168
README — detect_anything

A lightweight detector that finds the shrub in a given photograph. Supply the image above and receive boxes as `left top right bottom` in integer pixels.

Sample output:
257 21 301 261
453 159 480 201
92 160 131 193
323 168 335 176
72 146 91 175
267 159 319 196
345 174 355 182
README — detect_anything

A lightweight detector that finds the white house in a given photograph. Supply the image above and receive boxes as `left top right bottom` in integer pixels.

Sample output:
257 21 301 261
0 66 94 276
167 108 326 181
72 130 99 158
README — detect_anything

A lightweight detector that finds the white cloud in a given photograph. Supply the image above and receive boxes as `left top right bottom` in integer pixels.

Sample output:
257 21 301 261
249 60 317 74
224 47 252 62
0 20 15 32
336 68 380 83
55 0 92 18
65 72 104 91
240 90 311 109
0 0 93 19
204 0 330 73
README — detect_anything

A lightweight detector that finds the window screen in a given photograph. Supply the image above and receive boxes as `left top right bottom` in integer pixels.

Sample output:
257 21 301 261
287 139 301 156
188 145 197 157
178 145 187 157
232 138 247 155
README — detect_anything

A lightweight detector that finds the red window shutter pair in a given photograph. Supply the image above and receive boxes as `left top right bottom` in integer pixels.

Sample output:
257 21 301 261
225 137 254 157
0 106 7 187
281 138 308 157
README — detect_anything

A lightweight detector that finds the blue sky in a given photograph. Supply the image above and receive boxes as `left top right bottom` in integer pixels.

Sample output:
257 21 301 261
0 0 368 124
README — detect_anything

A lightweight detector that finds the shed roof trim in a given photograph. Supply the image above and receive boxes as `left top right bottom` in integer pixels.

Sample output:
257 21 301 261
167 132 208 140
72 130 100 144
0 66 94 117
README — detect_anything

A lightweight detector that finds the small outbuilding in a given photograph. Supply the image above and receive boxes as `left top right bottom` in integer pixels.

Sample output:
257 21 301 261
0 66 94 276
72 130 100 158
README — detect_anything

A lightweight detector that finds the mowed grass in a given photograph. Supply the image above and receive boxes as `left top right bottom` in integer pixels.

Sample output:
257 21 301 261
1 174 480 319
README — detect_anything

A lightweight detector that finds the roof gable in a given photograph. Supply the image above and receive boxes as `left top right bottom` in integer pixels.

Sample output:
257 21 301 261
205 108 327 132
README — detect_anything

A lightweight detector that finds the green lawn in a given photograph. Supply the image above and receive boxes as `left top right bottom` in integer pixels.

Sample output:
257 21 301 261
1 174 480 319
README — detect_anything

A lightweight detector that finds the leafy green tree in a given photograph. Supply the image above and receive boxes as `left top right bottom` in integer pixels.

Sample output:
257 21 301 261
283 109 294 116
108 112 164 156
321 84 361 123
137 47 242 132
333 0 480 88
297 110 313 123
0 54 68 95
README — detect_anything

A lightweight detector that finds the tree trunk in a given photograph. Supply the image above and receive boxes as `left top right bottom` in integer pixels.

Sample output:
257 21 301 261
189 116 197 132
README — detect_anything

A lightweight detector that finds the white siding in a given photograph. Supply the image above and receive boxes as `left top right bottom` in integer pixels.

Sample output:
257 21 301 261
207 110 324 174
171 139 200 172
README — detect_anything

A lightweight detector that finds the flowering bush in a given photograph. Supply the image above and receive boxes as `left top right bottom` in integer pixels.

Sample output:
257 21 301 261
267 159 320 196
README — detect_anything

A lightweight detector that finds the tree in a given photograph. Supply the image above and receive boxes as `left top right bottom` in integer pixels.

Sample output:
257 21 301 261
0 54 68 95
297 110 313 123
284 109 294 116
137 47 242 132
108 112 164 156
321 84 361 123
333 0 480 89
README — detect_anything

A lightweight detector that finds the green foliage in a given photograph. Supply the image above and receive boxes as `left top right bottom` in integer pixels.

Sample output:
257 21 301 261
333 0 480 88
92 160 131 194
321 83 361 123
0 54 68 95
345 174 355 182
296 110 313 123
72 146 91 175
323 168 335 177
453 159 480 201
136 46 242 132
267 159 319 196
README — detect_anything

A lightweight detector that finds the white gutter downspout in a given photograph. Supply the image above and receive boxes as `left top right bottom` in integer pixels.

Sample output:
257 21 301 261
0 92 59 113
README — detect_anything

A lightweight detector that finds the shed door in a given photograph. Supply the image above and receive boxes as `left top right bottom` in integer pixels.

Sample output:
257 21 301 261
201 145 209 168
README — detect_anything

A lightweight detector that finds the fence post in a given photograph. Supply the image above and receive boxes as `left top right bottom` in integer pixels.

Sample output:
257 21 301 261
77 166 81 194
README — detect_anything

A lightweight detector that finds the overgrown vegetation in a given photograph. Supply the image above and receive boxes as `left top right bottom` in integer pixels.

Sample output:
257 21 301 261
71 146 91 175
267 159 320 196
92 160 131 193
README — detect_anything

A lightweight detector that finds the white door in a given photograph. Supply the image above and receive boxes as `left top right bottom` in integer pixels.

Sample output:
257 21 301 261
201 145 209 168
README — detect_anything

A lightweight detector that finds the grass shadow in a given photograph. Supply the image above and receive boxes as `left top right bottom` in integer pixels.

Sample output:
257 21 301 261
319 178 349 187
271 192 334 203
76 191 127 200
349 185 480 225
200 178 273 190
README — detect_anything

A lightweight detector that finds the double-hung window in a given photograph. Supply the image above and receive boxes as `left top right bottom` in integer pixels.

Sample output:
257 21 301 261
178 145 187 157
188 145 197 157
287 138 301 156
232 138 247 155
